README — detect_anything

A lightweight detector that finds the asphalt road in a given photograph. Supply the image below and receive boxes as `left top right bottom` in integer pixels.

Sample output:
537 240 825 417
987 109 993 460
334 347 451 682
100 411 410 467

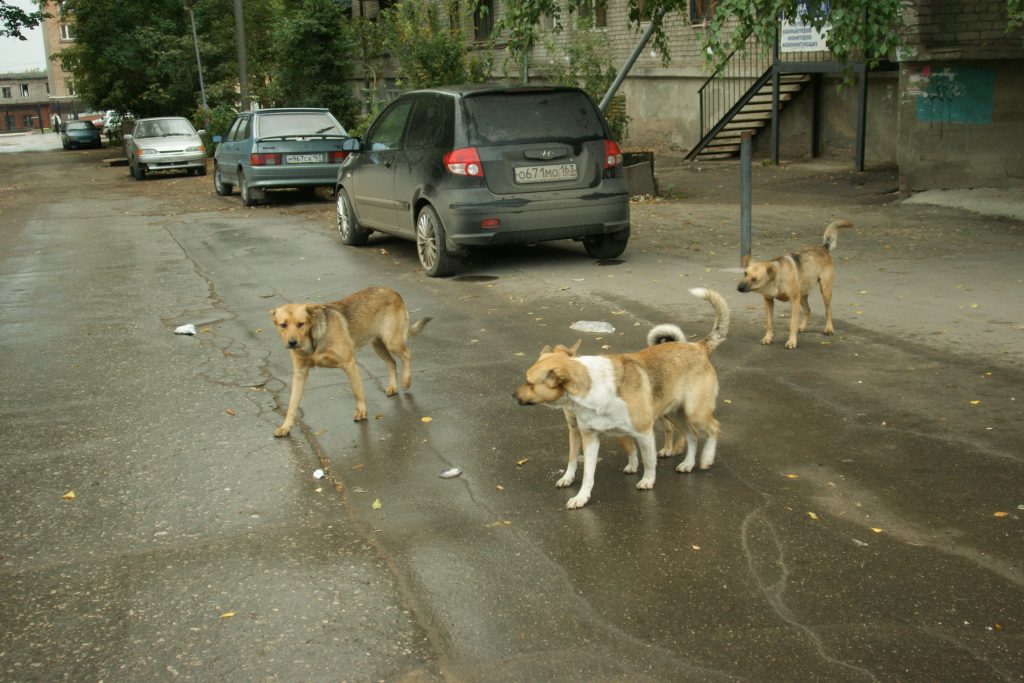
1 146 1022 682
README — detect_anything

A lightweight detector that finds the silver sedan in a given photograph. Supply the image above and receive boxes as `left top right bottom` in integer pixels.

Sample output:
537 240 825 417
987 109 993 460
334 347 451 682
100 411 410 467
125 117 208 180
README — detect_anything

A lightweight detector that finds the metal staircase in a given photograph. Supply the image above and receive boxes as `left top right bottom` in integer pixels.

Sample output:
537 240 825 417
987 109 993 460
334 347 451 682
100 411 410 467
686 29 859 163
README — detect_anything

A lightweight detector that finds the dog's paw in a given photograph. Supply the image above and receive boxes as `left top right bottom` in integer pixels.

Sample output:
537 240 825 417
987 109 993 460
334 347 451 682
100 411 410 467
760 335 774 345
657 447 676 458
785 338 798 349
352 409 368 422
823 326 834 336
555 474 574 488
635 477 655 490
622 463 638 474
566 494 590 509
676 459 696 473
273 426 291 438
384 385 398 397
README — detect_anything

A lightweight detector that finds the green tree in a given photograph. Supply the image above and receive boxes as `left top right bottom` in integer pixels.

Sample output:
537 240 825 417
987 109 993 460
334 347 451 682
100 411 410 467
0 0 45 40
381 0 492 89
270 0 359 126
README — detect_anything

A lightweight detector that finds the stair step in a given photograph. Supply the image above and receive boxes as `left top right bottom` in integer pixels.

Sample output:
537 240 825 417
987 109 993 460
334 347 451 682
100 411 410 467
747 94 794 104
780 74 812 83
722 120 767 130
696 152 737 160
704 144 741 153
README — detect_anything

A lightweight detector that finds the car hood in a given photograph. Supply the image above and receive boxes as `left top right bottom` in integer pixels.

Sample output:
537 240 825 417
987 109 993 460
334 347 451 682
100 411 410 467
135 135 203 151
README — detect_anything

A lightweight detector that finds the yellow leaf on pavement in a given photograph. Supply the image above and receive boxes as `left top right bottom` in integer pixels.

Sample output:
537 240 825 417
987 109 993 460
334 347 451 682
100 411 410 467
62 490 75 500
807 511 818 520
372 498 382 510
219 612 236 619
993 511 1009 518
421 416 433 423
516 458 529 467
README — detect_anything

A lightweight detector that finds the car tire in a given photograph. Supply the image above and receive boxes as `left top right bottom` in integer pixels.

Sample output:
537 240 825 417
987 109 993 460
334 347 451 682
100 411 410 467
214 164 232 196
583 226 630 259
132 160 146 181
336 187 370 246
238 169 259 207
416 204 457 277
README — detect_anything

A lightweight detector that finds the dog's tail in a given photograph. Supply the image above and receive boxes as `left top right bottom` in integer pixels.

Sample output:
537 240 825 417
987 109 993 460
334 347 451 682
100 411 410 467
647 323 685 346
409 317 432 336
689 287 730 354
822 219 852 252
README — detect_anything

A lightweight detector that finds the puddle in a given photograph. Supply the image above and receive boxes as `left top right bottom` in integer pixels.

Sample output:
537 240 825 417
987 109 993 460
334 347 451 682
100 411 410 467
453 275 499 282
595 259 625 266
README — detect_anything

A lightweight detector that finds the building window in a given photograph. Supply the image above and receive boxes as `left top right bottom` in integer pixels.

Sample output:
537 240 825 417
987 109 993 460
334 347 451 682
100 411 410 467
59 23 75 40
474 0 493 40
20 84 30 97
23 115 34 127
578 0 607 28
1 86 11 98
690 0 715 23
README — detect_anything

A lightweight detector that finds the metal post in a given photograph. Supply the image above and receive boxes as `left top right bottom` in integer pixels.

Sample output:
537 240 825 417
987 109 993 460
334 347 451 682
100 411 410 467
770 27 780 165
187 4 208 111
599 7 667 112
854 62 867 172
740 131 752 267
232 0 249 111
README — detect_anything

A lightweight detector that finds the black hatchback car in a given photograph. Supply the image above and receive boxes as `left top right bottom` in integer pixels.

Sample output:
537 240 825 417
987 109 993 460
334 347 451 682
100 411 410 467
335 86 630 276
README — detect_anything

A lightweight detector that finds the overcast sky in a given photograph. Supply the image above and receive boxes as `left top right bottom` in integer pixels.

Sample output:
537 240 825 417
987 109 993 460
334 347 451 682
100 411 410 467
0 0 48 74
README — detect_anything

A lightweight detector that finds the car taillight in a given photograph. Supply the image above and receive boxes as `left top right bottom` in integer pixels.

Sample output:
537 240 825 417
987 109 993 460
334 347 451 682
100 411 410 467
250 153 282 166
328 151 348 163
603 140 622 169
444 147 483 177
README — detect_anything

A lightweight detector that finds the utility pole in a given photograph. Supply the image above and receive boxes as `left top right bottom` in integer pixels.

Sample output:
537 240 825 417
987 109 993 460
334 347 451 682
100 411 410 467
185 0 208 111
232 0 249 111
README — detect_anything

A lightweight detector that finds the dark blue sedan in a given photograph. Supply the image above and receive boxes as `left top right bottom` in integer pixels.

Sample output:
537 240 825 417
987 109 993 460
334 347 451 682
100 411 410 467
61 120 102 150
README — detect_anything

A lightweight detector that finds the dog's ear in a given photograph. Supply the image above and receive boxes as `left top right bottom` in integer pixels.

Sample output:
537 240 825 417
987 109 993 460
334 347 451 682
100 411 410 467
269 307 279 321
539 344 552 356
766 261 779 276
544 367 565 388
568 339 582 355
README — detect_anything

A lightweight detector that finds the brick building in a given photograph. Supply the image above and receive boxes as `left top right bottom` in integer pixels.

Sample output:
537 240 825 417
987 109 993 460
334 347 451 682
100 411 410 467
38 0 82 124
449 0 1024 190
0 72 51 132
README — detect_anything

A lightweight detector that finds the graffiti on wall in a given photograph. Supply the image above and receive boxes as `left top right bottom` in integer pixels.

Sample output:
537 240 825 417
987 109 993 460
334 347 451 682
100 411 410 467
907 66 995 126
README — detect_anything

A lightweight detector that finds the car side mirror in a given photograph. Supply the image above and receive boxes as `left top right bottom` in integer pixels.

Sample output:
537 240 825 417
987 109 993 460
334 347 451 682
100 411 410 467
212 134 223 143
197 129 207 137
342 137 362 152
123 134 133 142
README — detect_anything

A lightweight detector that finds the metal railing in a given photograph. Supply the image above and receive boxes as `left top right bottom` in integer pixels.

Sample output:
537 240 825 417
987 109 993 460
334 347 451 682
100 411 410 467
697 31 773 141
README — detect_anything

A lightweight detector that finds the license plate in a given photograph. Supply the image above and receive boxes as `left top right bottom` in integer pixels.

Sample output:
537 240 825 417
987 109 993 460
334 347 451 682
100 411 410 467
285 153 325 164
514 163 578 184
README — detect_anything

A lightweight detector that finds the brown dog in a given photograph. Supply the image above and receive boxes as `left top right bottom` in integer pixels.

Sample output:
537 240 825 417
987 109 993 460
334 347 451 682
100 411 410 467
737 219 851 349
514 288 729 509
269 287 430 436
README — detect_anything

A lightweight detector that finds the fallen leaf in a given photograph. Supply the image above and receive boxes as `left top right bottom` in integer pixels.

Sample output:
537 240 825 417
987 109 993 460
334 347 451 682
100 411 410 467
993 511 1009 518
807 511 819 520
62 490 75 500
785 474 798 479
225 408 235 416
723 399 732 404
421 416 433 423
691 544 701 551
371 498 382 510
871 527 883 533
219 612 236 619
254 328 263 334
970 303 979 308
516 458 529 467
378 248 390 255
513 352 525 357
352 463 365 470
496 485 505 491
970 400 981 405
200 327 213 333
374 414 383 420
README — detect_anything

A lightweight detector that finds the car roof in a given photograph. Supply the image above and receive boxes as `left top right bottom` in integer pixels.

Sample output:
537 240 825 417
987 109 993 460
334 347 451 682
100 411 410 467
246 108 332 115
136 116 191 123
402 84 588 99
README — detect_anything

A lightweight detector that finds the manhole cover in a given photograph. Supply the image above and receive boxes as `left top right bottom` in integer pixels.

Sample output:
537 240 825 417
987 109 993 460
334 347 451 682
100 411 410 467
453 275 499 282
595 259 625 266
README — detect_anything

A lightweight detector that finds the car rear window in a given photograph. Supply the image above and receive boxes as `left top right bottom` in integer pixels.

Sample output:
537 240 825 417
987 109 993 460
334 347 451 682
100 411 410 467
256 113 344 138
464 90 605 146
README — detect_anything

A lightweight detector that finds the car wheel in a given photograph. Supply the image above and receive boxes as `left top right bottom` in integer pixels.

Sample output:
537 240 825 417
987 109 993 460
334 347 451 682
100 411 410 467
238 169 259 207
416 204 457 277
583 226 630 259
132 160 146 181
214 165 232 196
336 187 370 246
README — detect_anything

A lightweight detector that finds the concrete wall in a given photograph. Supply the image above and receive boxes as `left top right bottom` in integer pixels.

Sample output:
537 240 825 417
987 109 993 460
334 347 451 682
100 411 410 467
897 59 1024 191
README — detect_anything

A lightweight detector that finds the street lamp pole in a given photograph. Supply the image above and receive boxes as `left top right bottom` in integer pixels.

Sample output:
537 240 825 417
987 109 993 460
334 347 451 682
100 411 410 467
232 0 249 111
185 1 208 111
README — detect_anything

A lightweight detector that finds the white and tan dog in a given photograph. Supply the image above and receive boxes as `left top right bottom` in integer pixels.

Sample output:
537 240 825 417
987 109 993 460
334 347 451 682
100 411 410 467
270 287 430 436
737 219 851 349
514 288 729 509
